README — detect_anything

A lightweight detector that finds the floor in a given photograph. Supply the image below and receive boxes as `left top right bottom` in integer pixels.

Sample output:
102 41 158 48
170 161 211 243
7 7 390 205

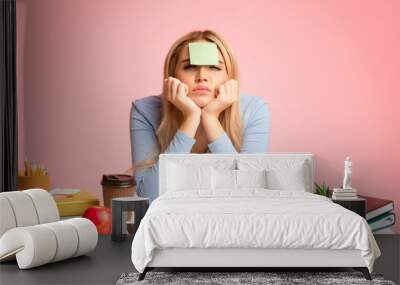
373 234 400 284
0 235 134 285
1 234 398 285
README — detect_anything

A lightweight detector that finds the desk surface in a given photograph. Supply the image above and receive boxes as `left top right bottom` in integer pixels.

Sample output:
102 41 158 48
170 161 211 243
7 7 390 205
1 234 398 285
0 235 134 285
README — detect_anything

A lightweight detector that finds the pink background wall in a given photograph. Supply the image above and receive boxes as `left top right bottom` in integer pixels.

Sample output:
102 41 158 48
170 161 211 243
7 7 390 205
16 0 399 232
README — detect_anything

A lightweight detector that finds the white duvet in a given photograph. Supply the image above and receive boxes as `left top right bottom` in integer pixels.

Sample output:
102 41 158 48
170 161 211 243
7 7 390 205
131 189 381 273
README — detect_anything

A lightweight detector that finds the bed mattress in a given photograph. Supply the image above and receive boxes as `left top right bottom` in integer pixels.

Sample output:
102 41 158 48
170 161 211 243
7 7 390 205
131 189 381 273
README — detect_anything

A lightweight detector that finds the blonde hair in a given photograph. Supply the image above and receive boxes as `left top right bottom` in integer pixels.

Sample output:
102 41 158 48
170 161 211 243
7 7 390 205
132 30 243 173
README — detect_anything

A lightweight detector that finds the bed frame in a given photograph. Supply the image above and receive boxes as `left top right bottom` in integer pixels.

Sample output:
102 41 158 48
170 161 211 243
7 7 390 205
140 248 371 280
138 153 372 281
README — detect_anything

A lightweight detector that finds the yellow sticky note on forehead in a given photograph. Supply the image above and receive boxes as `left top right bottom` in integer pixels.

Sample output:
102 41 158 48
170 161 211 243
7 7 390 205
188 42 219 65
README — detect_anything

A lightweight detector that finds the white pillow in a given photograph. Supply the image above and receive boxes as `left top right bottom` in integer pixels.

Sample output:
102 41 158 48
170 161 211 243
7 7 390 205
167 162 212 191
211 168 268 190
266 162 307 191
211 168 236 190
236 169 268 188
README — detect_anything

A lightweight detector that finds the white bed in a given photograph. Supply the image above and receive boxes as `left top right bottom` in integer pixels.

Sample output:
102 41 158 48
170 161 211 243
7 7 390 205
131 153 381 281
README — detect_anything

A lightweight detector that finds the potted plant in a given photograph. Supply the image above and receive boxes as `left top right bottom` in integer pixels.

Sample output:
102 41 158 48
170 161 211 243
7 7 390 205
314 181 330 197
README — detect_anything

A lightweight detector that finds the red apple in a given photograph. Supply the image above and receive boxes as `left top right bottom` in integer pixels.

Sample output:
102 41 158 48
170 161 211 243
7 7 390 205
82 206 111 235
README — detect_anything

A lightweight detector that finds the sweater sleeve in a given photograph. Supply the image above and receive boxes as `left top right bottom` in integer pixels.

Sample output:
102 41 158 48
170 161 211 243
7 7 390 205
207 132 237 153
240 97 270 153
130 102 196 202
208 97 270 154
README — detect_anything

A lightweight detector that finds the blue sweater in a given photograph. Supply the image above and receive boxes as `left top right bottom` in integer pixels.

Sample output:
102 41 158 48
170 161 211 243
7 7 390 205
130 93 270 202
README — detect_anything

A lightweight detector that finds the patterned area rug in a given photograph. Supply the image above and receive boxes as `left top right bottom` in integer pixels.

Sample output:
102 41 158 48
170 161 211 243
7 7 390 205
116 271 396 285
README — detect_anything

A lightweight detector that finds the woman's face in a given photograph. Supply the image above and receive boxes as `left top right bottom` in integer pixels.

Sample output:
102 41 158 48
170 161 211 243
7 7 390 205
174 40 229 108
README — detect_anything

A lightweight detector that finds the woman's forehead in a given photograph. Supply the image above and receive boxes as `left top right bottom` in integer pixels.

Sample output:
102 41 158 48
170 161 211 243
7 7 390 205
178 42 225 64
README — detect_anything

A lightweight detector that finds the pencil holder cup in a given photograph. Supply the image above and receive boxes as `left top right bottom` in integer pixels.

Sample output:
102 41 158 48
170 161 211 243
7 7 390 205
18 175 51 191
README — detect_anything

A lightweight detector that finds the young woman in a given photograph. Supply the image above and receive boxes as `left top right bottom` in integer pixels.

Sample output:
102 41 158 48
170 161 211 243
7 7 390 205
130 30 270 202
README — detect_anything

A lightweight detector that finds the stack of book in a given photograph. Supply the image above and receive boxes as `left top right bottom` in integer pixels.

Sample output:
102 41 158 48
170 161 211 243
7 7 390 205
359 194 396 234
50 188 100 217
332 188 358 200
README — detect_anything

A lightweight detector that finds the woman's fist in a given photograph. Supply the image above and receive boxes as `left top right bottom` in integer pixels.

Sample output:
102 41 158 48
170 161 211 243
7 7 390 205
163 77 201 118
202 79 239 118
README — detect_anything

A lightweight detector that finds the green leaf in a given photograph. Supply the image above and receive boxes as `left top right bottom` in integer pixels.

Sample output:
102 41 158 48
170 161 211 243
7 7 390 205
314 181 330 197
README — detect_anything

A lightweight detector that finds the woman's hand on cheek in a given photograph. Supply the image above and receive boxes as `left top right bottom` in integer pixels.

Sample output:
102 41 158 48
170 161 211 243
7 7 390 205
163 77 201 119
202 79 239 118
